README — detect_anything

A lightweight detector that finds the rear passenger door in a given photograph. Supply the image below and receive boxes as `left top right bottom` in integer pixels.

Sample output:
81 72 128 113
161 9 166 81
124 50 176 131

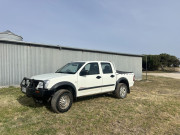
101 62 116 92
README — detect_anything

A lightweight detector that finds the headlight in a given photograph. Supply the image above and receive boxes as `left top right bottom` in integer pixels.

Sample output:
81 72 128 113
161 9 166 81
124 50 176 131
37 82 43 89
26 80 30 86
37 80 50 89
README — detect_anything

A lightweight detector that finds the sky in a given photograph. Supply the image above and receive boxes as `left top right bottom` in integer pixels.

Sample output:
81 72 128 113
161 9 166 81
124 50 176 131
0 0 180 58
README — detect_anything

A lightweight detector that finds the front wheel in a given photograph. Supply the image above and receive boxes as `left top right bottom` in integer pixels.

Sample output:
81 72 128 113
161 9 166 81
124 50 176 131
114 83 128 99
51 89 73 113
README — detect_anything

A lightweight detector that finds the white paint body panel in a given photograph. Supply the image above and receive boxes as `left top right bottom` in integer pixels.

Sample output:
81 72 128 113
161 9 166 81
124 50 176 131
31 73 72 80
77 75 102 97
116 73 135 87
28 61 135 97
100 62 116 92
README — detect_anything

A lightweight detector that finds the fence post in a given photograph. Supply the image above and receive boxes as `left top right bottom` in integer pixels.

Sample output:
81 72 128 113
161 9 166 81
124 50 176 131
146 55 148 80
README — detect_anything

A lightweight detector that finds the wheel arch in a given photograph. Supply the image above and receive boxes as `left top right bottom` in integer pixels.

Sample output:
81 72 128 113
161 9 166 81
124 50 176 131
50 81 77 100
116 77 130 93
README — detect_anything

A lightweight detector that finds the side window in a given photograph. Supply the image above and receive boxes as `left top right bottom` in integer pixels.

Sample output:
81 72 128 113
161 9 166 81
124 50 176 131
101 63 113 74
81 63 99 75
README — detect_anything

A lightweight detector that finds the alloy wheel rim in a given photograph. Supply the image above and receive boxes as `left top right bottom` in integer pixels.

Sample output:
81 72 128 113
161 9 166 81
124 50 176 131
120 86 126 97
59 95 70 109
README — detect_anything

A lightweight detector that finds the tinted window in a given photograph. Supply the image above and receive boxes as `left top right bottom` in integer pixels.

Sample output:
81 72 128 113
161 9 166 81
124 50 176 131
101 63 113 74
81 63 99 75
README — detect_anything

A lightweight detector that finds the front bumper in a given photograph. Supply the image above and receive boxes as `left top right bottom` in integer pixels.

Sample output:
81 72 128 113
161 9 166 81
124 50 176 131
20 77 52 99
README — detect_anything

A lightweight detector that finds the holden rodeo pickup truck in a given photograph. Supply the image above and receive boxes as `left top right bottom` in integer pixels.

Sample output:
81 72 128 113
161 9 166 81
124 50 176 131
21 61 135 113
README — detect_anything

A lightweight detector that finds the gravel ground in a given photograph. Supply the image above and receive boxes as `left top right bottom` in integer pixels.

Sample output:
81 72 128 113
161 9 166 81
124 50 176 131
143 72 180 79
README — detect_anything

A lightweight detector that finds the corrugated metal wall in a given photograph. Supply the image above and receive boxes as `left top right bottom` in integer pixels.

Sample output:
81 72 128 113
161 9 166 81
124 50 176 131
0 41 142 86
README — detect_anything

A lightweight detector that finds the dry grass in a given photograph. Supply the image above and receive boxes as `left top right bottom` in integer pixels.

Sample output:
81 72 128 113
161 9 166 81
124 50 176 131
0 76 180 135
143 67 180 73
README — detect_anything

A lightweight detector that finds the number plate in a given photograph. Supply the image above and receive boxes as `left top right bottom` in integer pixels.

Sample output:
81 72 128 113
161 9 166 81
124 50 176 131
22 87 26 93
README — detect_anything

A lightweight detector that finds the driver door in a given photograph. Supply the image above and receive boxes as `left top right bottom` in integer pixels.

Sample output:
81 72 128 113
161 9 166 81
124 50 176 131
77 62 102 97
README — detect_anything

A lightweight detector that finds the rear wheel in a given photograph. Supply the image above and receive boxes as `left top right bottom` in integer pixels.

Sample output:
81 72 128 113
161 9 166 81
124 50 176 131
114 83 128 99
51 89 73 113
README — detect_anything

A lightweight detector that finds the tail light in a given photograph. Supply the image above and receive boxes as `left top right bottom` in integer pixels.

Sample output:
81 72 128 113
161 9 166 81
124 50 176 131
133 75 135 81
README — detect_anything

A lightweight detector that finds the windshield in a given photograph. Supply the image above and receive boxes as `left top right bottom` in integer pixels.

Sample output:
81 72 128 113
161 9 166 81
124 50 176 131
56 62 85 74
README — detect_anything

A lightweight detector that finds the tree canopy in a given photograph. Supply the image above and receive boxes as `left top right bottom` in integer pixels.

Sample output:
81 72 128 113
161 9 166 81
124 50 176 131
142 53 180 71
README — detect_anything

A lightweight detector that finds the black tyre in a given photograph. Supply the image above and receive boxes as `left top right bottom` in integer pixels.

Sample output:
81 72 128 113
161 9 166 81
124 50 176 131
51 89 73 113
114 83 128 99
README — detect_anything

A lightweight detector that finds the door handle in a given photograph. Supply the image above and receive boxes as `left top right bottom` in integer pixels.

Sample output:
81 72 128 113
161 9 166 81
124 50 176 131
96 76 101 79
110 75 115 78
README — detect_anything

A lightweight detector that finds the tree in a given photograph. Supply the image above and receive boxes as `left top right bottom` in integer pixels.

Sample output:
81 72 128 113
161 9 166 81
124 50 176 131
142 55 160 71
159 53 170 67
159 53 180 68
169 56 180 67
142 53 180 71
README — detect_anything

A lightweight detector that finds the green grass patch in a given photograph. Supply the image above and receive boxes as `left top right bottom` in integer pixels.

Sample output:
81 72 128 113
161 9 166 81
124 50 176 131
0 76 180 135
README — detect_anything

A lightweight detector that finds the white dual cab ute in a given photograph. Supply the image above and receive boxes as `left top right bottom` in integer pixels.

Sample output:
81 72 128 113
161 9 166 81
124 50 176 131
21 61 135 113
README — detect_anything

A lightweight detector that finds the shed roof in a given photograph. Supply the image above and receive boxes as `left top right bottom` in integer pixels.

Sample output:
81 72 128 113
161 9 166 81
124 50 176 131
0 30 23 40
0 40 143 57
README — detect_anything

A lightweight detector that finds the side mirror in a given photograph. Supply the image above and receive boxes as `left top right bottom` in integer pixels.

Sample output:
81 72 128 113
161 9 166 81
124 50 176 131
80 70 88 76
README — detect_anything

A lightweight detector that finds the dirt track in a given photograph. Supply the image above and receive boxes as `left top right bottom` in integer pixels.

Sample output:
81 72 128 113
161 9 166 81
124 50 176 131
143 72 180 79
